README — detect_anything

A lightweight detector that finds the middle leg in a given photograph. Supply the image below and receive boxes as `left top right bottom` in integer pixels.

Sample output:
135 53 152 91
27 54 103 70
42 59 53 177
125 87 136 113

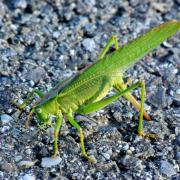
52 111 63 158
65 112 94 163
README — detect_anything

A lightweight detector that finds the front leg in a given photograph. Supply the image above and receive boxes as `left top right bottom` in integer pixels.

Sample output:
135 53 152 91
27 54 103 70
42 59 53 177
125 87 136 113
12 89 45 128
13 89 44 109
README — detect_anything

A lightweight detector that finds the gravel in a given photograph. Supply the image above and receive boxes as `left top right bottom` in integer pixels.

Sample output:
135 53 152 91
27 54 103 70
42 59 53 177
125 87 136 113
0 0 179 179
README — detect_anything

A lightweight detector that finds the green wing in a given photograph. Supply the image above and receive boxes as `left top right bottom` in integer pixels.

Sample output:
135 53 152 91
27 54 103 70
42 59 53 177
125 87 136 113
59 20 180 97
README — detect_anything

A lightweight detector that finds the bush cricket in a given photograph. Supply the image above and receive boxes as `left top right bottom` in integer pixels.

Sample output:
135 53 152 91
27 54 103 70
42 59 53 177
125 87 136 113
15 20 180 162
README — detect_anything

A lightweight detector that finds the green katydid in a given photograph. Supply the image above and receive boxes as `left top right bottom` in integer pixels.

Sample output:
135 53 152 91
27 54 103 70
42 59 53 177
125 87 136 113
16 20 180 162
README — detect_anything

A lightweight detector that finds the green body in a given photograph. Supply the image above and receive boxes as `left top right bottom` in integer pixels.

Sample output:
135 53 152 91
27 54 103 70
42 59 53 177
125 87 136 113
19 20 180 161
37 20 180 114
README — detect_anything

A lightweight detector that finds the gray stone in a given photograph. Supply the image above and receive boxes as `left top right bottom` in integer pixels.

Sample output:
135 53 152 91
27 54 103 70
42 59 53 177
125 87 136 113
84 23 96 36
26 67 46 82
160 160 176 177
101 152 110 160
0 114 13 124
18 160 37 168
113 111 123 122
120 155 143 171
0 162 14 172
176 152 180 162
149 86 167 108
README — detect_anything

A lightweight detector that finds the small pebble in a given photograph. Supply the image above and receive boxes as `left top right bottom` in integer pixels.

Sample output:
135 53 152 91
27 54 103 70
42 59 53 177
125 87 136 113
14 0 27 9
0 114 13 125
14 155 23 162
70 49 75 56
172 69 178 74
150 86 166 108
101 153 110 160
29 80 35 87
85 0 96 6
1 126 10 133
113 111 122 122
25 148 32 155
89 155 97 164
176 89 180 95
160 160 176 177
17 99 24 106
18 160 37 168
120 155 143 171
176 152 180 161
82 38 96 52
123 144 129 151
1 162 14 172
53 31 60 39
41 156 62 168
126 149 132 155
130 147 135 151
26 67 46 82
23 174 36 180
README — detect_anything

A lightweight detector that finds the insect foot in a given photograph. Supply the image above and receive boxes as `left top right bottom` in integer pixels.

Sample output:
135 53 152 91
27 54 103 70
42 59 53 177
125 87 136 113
84 155 97 164
138 131 158 139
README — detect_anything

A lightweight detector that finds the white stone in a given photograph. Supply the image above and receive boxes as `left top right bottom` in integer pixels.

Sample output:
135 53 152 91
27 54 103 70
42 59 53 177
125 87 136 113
70 49 75 56
1 126 10 133
41 156 62 168
176 89 180 95
82 38 95 52
29 80 35 87
53 31 60 38
23 174 36 180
